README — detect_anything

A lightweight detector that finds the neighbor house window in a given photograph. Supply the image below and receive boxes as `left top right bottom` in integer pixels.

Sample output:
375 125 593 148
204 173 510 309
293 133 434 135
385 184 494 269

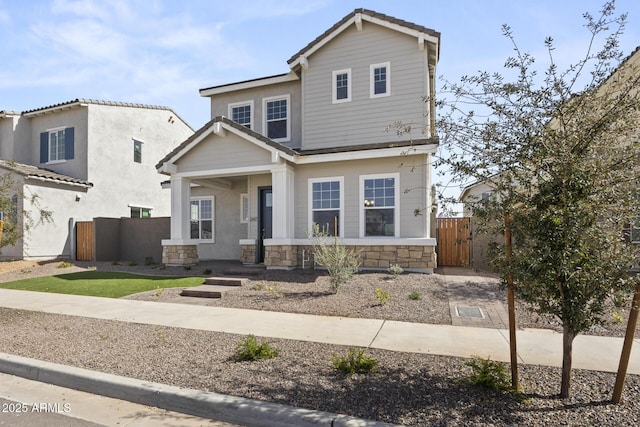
130 207 151 218
229 101 253 129
332 68 351 103
133 140 142 163
370 62 390 98
190 198 214 240
361 174 399 237
263 95 290 141
240 193 249 223
40 127 74 163
309 177 344 237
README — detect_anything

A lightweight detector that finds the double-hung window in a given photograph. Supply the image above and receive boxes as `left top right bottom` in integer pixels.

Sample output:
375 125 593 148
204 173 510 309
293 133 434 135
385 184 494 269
263 95 290 142
190 198 214 240
332 68 351 103
361 174 399 237
309 177 343 237
40 127 74 163
370 62 390 98
229 101 253 129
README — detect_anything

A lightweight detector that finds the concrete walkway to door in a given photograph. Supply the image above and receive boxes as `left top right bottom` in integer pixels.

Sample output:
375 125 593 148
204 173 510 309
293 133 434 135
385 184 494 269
437 267 510 329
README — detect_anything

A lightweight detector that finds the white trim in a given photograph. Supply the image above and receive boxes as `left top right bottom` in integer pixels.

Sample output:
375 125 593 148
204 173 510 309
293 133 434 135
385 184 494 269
128 203 153 210
359 173 400 238
370 62 390 98
308 176 344 237
240 193 249 223
190 196 215 242
295 144 438 164
200 72 299 97
228 100 254 130
262 94 291 143
332 68 352 104
266 237 436 246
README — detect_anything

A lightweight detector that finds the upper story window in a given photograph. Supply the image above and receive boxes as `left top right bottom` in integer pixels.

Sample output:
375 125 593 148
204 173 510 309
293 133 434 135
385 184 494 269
229 101 253 129
361 173 399 237
370 62 390 98
133 140 142 163
309 177 344 237
190 197 214 240
40 127 74 164
263 95 290 142
332 68 351 103
130 206 151 218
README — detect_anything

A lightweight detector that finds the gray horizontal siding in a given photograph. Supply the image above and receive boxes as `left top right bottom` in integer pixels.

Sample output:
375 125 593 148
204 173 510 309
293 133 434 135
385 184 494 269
177 133 272 173
302 23 428 150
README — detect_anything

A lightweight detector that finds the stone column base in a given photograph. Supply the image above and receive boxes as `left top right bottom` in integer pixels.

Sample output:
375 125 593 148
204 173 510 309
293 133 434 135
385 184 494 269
162 244 198 266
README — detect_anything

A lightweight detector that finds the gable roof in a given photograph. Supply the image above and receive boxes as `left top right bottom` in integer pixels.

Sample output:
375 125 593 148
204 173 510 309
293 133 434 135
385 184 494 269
157 116 439 171
288 8 440 70
0 160 93 188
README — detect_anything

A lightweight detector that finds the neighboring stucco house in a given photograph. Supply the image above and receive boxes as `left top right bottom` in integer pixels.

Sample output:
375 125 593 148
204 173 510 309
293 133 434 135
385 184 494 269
157 9 440 272
0 99 193 260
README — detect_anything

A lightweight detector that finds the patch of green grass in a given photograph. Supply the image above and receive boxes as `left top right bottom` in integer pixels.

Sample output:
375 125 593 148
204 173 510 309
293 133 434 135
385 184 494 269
0 271 203 298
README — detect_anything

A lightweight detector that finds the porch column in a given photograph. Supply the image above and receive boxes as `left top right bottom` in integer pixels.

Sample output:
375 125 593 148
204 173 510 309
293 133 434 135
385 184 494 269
170 176 191 240
271 164 295 239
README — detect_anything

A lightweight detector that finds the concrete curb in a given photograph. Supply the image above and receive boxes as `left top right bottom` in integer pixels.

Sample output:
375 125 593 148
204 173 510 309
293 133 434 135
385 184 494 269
0 352 398 427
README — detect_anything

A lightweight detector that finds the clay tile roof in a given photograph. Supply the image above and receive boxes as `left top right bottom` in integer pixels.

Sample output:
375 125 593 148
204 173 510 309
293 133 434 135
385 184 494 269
0 160 92 187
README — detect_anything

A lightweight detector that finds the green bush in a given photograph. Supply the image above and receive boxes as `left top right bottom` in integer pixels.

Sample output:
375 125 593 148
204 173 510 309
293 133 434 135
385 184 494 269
331 348 378 376
231 334 280 362
57 261 73 269
309 224 360 293
463 356 511 392
374 288 391 305
387 264 404 276
409 290 422 300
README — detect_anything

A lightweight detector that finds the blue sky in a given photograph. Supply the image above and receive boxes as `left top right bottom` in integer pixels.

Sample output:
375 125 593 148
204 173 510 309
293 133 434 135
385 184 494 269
1 0 639 202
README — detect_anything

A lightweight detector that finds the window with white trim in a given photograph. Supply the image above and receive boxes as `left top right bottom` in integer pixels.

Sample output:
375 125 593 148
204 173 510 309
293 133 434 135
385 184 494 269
49 128 66 161
190 198 214 240
263 95 290 142
370 62 390 98
332 68 351 103
40 127 74 164
240 193 249 223
309 177 343 237
361 174 399 237
229 101 253 129
130 207 151 218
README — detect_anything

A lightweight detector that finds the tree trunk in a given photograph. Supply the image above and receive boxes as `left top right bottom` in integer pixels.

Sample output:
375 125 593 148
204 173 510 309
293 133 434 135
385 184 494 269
561 326 576 398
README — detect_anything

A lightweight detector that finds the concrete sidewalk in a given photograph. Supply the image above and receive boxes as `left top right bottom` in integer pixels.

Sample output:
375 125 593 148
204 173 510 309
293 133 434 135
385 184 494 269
0 288 638 374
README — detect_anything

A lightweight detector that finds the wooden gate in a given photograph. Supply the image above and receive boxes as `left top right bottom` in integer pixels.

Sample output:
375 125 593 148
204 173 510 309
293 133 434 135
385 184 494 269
437 217 471 267
76 221 94 261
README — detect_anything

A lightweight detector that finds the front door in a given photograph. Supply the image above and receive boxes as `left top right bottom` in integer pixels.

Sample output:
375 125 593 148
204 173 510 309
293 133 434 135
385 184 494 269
257 186 273 263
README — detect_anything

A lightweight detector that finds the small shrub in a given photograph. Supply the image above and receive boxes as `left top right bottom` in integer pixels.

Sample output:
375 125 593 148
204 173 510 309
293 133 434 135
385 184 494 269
20 269 31 274
409 290 422 301
251 283 264 291
203 268 212 275
112 260 120 265
612 311 624 323
128 261 137 266
332 348 378 376
231 334 280 362
183 265 192 271
57 261 73 269
308 224 361 293
265 284 282 298
144 257 155 266
374 288 391 306
387 264 404 276
463 356 511 392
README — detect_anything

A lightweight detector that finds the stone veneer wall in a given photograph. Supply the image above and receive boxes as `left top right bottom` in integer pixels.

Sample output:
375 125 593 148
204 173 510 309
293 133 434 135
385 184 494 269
264 244 437 271
240 244 256 264
162 244 198 266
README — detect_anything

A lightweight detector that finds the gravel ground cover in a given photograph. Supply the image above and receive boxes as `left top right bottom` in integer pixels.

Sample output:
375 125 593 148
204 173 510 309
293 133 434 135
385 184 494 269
0 261 639 426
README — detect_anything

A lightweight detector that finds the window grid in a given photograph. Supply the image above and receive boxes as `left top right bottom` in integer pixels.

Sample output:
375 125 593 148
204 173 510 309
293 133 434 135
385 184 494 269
265 97 288 140
49 129 65 161
190 199 213 240
232 105 252 127
364 178 395 208
374 66 387 94
336 73 348 100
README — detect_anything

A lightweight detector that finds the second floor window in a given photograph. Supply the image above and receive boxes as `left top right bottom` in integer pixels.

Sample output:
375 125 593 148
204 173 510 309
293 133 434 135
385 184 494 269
133 140 142 163
264 96 289 141
40 127 74 163
332 68 351 103
229 101 253 128
370 62 390 97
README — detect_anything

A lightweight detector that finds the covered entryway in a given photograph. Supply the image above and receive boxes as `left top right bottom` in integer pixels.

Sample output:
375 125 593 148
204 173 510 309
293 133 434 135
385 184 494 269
436 217 470 267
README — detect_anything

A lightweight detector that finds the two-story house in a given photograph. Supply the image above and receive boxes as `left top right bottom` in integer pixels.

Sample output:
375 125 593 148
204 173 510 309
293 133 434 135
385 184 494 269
0 99 193 260
157 9 440 272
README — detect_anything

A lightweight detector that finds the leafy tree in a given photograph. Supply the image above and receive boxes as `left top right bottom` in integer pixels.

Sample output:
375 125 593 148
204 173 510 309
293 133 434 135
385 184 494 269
436 1 640 398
